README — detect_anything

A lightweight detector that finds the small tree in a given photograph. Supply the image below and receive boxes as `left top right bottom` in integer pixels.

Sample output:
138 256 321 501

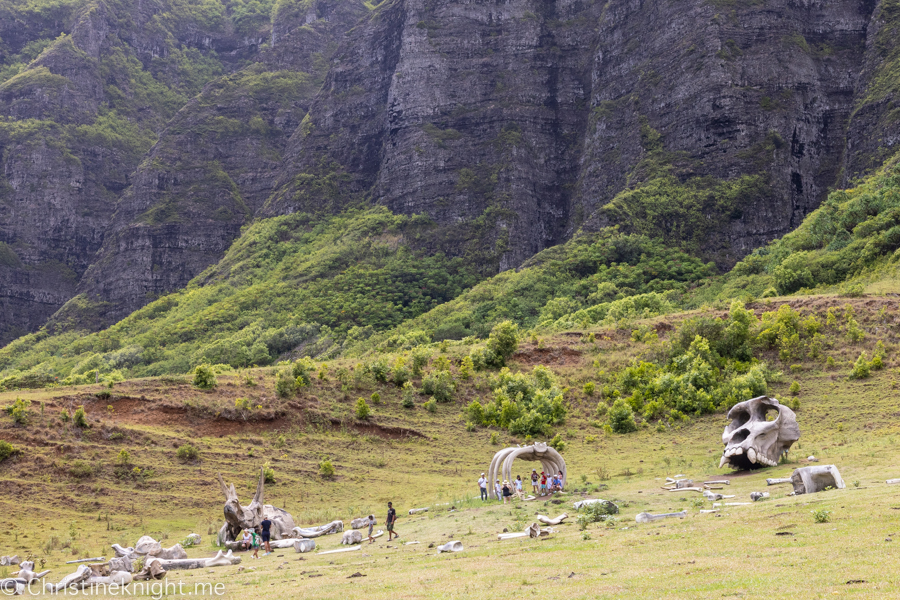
5 398 30 425
459 355 474 380
292 357 315 387
116 449 131 465
0 440 19 462
73 405 89 428
608 399 637 434
275 369 296 397
193 364 217 389
319 459 336 479
370 392 381 405
262 462 275 483
487 321 519 365
401 382 415 408
583 382 596 396
548 433 567 452
850 352 871 380
421 370 456 402
789 381 800 395
424 397 437 413
356 397 370 420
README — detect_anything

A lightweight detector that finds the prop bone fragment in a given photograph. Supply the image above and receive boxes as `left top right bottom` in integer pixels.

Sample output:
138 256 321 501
887 479 900 485
635 510 687 523
66 557 104 564
142 550 241 572
45 565 92 592
13 562 50 583
536 513 568 526
408 508 429 515
437 541 463 553
291 520 344 538
316 546 361 556
790 465 844 494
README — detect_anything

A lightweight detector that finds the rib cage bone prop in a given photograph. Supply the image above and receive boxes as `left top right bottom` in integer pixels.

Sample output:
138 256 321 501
216 468 297 544
720 396 800 470
487 443 567 500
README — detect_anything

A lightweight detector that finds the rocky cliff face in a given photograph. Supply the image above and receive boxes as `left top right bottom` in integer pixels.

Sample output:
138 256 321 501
4 0 900 341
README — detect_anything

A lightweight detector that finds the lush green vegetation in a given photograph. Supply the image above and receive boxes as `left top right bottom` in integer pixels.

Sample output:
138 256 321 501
0 209 480 383
709 154 900 299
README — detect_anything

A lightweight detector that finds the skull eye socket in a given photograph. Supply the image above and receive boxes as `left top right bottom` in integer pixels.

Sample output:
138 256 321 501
729 428 750 444
729 409 750 429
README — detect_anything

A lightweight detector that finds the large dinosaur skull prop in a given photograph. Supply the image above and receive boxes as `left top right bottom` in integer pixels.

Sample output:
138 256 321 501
216 468 297 543
720 396 800 470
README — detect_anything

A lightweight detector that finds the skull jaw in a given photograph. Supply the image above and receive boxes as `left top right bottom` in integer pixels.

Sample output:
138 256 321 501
720 440 780 470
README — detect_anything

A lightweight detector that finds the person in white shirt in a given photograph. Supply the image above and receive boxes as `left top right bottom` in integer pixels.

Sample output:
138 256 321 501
514 475 524 500
494 479 502 501
478 473 488 501
240 529 252 550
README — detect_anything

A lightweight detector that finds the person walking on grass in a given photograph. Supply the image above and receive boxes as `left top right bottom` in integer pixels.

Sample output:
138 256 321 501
514 475 524 500
540 471 548 496
478 472 488 501
387 502 399 541
501 480 511 504
260 517 272 555
531 469 539 494
494 479 502 501
367 514 377 544
251 526 262 559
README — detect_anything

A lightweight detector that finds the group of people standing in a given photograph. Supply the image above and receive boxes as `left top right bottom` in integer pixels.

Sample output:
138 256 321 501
236 502 401 555
478 469 564 503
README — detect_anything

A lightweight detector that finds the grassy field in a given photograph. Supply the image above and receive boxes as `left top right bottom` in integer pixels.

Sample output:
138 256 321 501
1 295 900 598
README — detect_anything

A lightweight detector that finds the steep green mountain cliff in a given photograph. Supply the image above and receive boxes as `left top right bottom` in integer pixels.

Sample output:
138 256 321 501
3 0 900 372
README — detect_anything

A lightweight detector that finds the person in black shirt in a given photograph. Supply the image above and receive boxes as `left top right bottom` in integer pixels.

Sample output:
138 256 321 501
386 502 399 541
260 517 272 555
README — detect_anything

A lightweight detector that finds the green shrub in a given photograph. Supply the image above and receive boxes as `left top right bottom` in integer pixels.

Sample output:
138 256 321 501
275 369 297 397
608 399 637 433
318 459 335 479
0 440 19 462
811 509 831 523
371 392 381 405
424 397 437 412
262 462 275 483
292 357 315 387
117 450 131 465
401 382 415 408
465 421 476 432
850 352 871 379
459 355 474 380
367 358 390 383
489 431 499 445
193 364 217 389
421 370 456 402
390 357 410 386
235 397 253 411
5 397 30 425
873 340 886 370
789 381 800 395
583 382 595 396
60 409 71 422
486 321 519 365
548 433 567 452
410 348 430 377
73 406 89 428
356 397 371 420
176 444 199 462
68 460 94 479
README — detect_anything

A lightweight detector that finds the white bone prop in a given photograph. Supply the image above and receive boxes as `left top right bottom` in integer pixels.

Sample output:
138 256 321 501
45 565 92 592
71 572 133 590
66 557 105 564
13 561 50 583
635 510 687 523
573 499 618 512
437 541 463 553
699 509 720 514
341 530 363 545
536 513 568 526
790 465 845 494
720 396 799 470
109 557 132 573
294 539 316 553
0 556 20 566
668 487 704 493
750 492 770 501
887 479 900 485
215 469 297 544
704 480 730 485
290 520 344 538
350 517 369 529
142 549 241 572
487 442 567 500
766 477 793 486
713 502 753 507
316 546 361 556
408 508 429 515
0 579 25 596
